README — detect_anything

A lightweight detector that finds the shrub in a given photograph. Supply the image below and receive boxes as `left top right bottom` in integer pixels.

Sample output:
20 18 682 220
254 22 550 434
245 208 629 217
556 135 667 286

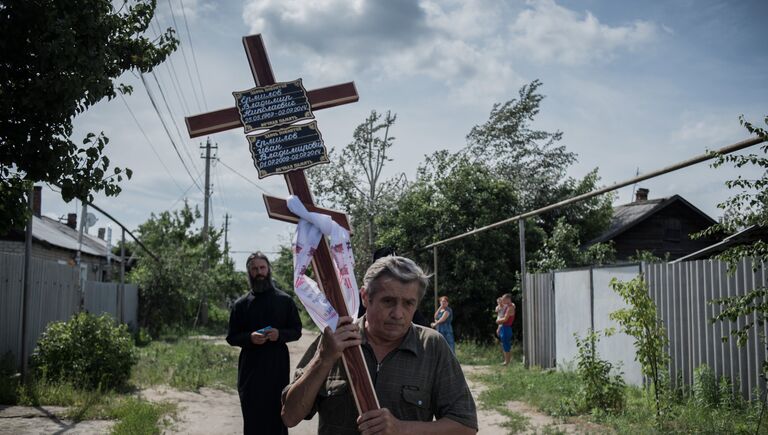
572 329 626 413
693 364 718 408
31 312 137 390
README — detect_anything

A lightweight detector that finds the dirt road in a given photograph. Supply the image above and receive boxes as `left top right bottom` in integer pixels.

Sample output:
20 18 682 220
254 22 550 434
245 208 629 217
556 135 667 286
0 330 523 434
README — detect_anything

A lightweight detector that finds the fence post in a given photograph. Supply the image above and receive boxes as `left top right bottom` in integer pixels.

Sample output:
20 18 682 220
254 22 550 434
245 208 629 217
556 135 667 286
519 219 527 367
20 186 34 380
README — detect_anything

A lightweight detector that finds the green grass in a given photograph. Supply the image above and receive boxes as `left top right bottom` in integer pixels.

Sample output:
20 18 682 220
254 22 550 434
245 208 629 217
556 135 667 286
131 336 239 391
107 396 175 435
457 340 768 434
456 339 522 366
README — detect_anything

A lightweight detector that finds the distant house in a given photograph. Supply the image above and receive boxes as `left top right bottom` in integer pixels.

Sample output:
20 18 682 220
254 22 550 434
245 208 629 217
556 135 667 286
587 188 722 261
0 186 116 282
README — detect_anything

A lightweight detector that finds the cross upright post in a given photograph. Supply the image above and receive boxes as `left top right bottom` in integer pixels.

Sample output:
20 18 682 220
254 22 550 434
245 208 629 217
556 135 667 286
185 34 379 415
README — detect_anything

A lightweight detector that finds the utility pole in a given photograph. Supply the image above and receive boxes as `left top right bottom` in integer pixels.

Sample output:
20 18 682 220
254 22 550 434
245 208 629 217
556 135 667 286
200 137 217 324
223 213 230 256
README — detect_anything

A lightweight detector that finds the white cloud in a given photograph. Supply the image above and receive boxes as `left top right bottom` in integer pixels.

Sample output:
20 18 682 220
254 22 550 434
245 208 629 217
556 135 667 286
240 0 658 104
508 0 658 65
671 114 745 145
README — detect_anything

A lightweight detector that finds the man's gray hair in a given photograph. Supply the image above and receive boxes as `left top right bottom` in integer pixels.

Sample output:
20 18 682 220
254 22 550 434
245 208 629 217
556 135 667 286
363 256 430 300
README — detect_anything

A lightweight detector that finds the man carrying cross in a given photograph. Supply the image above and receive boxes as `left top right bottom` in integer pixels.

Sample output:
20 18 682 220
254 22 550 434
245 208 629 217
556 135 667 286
281 256 478 434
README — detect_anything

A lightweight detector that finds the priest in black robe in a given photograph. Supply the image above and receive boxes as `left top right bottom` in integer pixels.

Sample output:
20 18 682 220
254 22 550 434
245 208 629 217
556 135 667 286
227 251 302 435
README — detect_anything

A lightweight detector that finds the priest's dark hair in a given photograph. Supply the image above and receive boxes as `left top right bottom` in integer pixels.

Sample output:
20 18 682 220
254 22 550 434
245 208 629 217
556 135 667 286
246 251 271 270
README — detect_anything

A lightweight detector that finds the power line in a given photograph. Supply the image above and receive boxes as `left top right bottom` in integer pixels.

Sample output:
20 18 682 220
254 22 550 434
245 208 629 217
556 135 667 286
170 177 202 210
149 71 201 175
216 158 275 196
166 0 202 112
139 73 203 193
118 93 186 194
151 19 193 115
179 0 208 110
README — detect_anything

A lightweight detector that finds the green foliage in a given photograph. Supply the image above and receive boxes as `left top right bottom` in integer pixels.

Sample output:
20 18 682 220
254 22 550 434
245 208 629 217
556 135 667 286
379 81 613 341
692 115 768 377
108 397 175 435
30 312 136 390
609 276 670 421
693 364 719 408
628 249 669 263
309 110 406 277
0 0 178 233
131 338 238 391
569 329 626 413
530 217 616 271
127 202 246 334
379 155 524 341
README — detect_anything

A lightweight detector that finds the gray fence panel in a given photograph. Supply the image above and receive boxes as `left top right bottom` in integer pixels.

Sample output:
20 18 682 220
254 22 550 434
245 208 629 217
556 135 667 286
0 253 142 369
0 254 25 365
524 272 556 368
554 270 591 369
593 265 644 386
122 284 138 329
84 281 118 317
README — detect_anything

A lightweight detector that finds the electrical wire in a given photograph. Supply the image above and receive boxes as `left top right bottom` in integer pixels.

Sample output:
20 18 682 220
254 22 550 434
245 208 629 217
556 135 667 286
151 18 193 115
118 93 186 194
139 73 203 193
216 158 275 196
149 71 201 175
166 0 202 112
178 0 208 110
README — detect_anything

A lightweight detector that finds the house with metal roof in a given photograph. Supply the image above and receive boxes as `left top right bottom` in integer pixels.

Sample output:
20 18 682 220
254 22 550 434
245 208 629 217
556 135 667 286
0 186 116 281
587 188 723 261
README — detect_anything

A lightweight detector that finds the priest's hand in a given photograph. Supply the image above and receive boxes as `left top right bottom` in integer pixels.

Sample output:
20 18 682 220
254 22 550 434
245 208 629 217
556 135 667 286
266 328 280 341
318 316 361 363
357 408 404 435
250 331 268 345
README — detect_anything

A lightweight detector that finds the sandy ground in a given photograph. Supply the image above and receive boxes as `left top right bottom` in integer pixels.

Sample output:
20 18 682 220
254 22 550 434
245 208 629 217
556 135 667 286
0 330 603 434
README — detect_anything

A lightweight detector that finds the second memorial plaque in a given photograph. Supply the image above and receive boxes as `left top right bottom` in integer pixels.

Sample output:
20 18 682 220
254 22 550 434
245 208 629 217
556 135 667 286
247 121 329 178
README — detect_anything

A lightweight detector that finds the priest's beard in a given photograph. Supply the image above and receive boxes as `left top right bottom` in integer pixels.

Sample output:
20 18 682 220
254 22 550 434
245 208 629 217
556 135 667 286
249 273 273 293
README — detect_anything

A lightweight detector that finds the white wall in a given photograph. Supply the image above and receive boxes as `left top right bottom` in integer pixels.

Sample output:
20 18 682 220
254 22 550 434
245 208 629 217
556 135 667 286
592 265 644 386
554 269 592 370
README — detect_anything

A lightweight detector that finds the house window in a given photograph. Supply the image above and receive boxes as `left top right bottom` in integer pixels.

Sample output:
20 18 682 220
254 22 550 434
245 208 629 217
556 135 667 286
664 218 681 242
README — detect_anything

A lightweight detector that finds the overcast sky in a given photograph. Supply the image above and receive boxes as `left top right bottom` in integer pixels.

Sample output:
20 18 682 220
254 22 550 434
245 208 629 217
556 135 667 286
41 0 767 270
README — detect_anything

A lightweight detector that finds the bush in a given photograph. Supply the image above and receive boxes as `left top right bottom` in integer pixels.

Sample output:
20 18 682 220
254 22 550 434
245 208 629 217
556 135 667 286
693 364 718 408
31 312 137 390
572 329 625 413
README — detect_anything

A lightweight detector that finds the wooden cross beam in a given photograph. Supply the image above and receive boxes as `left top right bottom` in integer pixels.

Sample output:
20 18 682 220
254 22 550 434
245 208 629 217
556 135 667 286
185 34 379 416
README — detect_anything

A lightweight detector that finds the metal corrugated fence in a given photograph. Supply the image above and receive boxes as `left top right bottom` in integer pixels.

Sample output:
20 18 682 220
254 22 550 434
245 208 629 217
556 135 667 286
524 272 556 368
524 258 767 399
1 253 138 368
0 253 79 367
645 259 767 399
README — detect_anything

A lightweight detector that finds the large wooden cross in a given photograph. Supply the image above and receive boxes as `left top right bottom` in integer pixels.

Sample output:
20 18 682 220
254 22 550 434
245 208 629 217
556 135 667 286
185 34 379 416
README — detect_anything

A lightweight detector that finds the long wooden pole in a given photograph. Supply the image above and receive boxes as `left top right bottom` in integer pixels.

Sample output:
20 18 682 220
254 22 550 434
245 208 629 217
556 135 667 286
20 186 34 380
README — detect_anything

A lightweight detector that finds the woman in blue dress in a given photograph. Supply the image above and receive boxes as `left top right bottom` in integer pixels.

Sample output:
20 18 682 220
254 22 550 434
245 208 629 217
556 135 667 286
431 296 455 353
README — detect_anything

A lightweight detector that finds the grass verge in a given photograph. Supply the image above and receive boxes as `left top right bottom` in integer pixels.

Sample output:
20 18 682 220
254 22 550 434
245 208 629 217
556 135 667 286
131 336 239 391
457 340 768 434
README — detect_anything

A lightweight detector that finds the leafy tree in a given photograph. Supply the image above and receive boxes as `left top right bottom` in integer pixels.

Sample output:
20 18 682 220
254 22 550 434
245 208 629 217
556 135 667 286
379 154 523 340
610 276 670 422
0 0 178 233
126 203 245 334
699 115 768 372
378 81 614 341
309 110 406 275
529 217 615 272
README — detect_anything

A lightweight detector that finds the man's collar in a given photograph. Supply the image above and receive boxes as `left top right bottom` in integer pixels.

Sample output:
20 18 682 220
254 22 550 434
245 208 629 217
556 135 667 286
356 315 420 357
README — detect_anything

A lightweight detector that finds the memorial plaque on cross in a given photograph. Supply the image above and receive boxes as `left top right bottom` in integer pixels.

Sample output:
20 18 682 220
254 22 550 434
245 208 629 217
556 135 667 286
184 34 379 416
